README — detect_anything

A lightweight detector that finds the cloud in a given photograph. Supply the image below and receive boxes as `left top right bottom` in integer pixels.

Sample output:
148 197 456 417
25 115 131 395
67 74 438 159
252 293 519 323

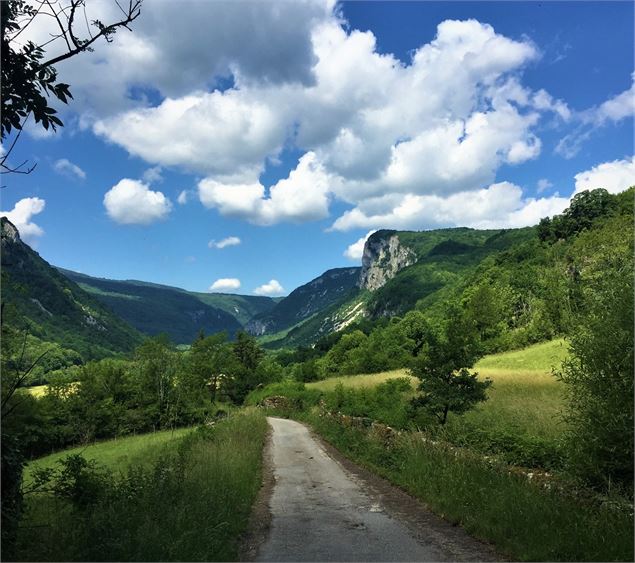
594 77 635 125
573 157 635 195
24 8 604 231
177 190 189 205
103 179 172 225
142 166 163 184
254 279 285 296
92 17 559 228
19 0 334 119
0 197 46 244
537 178 553 193
556 75 634 158
53 158 86 180
331 182 569 231
209 278 241 292
198 152 333 225
208 236 241 249
344 230 377 261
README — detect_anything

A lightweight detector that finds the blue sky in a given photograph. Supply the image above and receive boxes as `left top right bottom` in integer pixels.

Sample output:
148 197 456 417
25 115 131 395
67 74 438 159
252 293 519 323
2 0 633 296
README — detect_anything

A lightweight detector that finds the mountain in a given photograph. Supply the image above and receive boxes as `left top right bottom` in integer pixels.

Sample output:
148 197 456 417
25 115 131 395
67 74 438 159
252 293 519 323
58 269 279 344
361 227 536 317
1 218 142 363
263 226 537 348
246 267 361 337
189 292 281 326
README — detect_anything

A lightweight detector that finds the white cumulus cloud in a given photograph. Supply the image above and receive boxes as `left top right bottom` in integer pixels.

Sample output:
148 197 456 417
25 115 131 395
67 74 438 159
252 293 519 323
331 182 569 231
103 179 172 225
53 158 86 180
198 152 333 225
209 278 242 292
254 279 285 296
344 230 377 261
208 236 241 249
92 17 560 228
142 166 163 184
574 157 635 195
1 197 46 244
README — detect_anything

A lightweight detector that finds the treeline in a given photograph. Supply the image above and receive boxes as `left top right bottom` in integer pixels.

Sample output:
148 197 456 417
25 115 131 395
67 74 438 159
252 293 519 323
2 331 284 459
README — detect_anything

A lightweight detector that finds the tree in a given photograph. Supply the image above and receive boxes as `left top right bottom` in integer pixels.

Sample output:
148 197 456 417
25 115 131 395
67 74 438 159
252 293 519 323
538 189 616 243
223 332 265 403
556 212 634 492
409 308 491 425
187 332 234 403
1 0 142 175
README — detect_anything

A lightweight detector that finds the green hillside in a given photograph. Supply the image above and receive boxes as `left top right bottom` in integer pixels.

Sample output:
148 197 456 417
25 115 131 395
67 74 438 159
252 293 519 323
247 267 361 336
1 218 143 368
267 188 633 351
191 292 279 326
366 227 536 317
58 269 279 343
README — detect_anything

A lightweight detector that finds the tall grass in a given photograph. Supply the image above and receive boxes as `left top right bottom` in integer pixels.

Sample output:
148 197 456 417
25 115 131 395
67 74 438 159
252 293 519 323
16 410 267 561
308 414 633 562
474 338 569 371
307 369 416 391
304 340 569 468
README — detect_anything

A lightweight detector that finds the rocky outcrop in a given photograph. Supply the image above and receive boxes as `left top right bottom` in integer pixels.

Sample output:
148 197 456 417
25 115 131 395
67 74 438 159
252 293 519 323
1 217 20 244
358 232 416 291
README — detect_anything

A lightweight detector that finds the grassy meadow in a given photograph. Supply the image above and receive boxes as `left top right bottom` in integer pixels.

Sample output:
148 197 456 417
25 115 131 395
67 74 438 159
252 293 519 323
16 411 267 562
23 427 194 485
308 339 569 453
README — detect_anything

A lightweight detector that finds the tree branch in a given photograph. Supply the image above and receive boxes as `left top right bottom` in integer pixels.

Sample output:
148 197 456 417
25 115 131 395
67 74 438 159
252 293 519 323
38 0 141 70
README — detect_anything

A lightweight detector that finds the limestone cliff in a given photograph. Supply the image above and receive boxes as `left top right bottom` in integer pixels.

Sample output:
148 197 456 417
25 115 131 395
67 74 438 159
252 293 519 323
357 231 416 291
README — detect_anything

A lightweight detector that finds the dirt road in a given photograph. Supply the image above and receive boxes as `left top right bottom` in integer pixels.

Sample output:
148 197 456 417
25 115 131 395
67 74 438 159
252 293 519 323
253 417 501 562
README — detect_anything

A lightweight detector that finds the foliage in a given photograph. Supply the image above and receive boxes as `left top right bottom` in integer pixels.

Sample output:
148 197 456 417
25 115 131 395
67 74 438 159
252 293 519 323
537 189 617 242
1 0 69 138
556 212 634 494
324 379 414 428
17 411 267 562
1 432 24 560
409 309 491 425
1 0 140 149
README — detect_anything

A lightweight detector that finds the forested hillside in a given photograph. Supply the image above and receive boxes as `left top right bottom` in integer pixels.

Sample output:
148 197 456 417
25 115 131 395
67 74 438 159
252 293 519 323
58 269 269 343
266 189 633 352
1 218 142 375
247 267 361 336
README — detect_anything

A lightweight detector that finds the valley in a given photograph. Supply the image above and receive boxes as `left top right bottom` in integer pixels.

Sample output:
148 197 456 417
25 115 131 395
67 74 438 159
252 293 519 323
2 189 633 561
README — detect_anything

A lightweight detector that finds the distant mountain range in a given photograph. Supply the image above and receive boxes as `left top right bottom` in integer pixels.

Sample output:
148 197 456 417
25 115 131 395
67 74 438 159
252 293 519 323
58 268 278 343
0 214 540 367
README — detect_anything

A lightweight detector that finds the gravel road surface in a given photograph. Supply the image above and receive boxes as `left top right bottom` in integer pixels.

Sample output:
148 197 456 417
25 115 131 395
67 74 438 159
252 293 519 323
254 417 501 562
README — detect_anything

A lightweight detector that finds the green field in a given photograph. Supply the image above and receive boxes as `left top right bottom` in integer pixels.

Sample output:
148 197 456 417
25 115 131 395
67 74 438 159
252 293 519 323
24 427 193 485
17 411 267 562
475 338 569 371
26 384 49 398
307 339 570 460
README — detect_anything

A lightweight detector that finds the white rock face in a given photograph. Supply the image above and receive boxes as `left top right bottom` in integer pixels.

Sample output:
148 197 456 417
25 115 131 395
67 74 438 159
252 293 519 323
358 234 415 291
